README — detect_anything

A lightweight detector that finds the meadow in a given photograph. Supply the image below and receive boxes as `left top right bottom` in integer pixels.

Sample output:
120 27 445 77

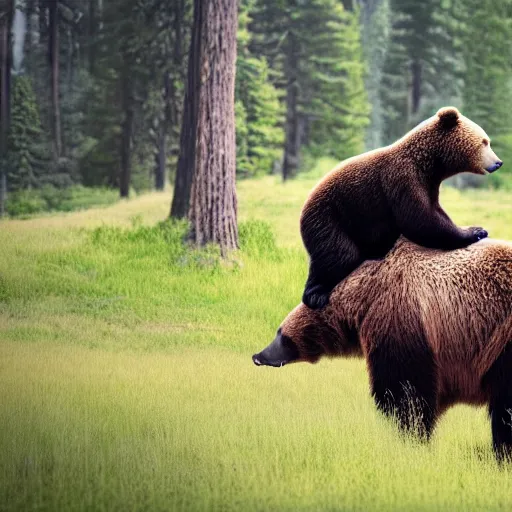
2 161 512 511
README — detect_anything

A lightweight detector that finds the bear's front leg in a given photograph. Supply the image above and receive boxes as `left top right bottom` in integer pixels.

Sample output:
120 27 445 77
367 333 438 440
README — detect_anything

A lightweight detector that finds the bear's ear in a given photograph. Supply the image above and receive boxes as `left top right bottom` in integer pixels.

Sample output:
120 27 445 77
436 106 459 129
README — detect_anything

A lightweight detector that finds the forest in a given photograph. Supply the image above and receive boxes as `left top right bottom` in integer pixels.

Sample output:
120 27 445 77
1 0 512 219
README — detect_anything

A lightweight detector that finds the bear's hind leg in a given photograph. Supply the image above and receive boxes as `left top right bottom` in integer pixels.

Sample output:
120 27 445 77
302 265 335 310
484 344 512 462
302 233 361 310
367 333 438 440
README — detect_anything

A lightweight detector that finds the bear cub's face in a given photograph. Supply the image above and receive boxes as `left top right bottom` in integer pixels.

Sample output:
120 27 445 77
431 107 502 177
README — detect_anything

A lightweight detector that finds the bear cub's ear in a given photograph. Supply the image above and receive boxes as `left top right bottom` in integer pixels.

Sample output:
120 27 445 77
436 106 459 129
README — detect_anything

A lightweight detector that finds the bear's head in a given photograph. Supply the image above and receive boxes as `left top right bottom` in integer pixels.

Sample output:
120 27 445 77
418 106 503 178
252 303 361 368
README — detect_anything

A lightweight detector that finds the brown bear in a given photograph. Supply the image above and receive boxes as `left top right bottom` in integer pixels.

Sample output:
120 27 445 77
253 237 512 461
301 107 502 309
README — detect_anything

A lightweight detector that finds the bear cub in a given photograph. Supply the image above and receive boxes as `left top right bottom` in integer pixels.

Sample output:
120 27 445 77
301 107 502 309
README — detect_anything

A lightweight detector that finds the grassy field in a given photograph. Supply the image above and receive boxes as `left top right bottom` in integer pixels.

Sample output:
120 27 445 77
3 164 512 511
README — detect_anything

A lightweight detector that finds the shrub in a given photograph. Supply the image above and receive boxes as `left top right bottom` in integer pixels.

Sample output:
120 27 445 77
6 186 119 217
5 189 47 216
90 219 282 269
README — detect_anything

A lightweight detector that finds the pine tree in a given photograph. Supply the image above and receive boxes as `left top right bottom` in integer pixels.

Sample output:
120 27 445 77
6 75 43 190
458 0 512 187
235 0 283 177
304 3 369 160
250 0 369 179
80 0 184 196
380 0 461 144
460 0 512 138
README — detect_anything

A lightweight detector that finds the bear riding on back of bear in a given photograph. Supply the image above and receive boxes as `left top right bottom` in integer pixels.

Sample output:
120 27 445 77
301 106 502 309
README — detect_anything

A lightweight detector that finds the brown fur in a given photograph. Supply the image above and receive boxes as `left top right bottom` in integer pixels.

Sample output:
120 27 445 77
270 238 512 458
287 238 512 400
300 107 500 309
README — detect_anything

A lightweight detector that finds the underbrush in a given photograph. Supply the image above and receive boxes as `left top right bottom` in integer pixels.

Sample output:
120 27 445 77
89 217 283 268
6 185 119 217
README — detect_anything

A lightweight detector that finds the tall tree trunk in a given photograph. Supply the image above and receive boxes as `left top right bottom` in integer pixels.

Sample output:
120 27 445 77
155 127 166 191
0 1 13 218
48 0 61 160
170 0 201 218
66 26 72 92
25 0 34 60
119 62 134 198
187 0 238 254
167 0 185 180
88 0 96 75
155 72 171 191
410 58 421 116
282 34 299 181
38 0 47 44
173 0 184 76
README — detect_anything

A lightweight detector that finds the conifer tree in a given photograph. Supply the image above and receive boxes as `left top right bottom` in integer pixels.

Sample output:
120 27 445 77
235 0 283 177
6 75 43 190
380 0 461 144
250 0 369 179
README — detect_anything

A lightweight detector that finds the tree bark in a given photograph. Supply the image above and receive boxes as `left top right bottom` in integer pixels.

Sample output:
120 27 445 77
411 58 422 116
119 62 134 198
0 1 13 217
38 0 47 44
25 0 35 59
155 68 172 191
155 128 166 191
88 0 96 75
187 0 238 254
173 0 184 74
48 0 61 160
66 26 73 91
170 0 201 218
282 34 299 181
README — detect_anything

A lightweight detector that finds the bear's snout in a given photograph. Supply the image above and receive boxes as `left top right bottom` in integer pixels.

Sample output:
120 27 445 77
252 354 265 366
486 160 503 173
252 333 299 368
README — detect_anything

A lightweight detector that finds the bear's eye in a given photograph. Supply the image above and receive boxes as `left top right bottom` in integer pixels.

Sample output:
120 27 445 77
483 139 489 146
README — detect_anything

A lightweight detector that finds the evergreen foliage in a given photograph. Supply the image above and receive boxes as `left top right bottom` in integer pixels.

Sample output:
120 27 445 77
304 2 369 160
250 0 369 174
457 0 512 188
6 75 45 191
379 0 461 143
236 1 283 177
3 0 512 216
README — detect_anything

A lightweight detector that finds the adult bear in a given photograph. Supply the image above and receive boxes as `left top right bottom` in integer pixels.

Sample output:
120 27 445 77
301 107 502 309
253 238 512 461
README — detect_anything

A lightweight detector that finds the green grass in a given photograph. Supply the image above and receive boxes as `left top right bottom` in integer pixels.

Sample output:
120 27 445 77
2 173 512 511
